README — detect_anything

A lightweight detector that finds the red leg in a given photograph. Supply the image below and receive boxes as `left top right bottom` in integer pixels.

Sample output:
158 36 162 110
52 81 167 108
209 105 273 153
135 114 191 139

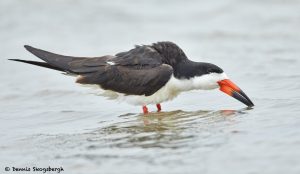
143 105 149 114
156 104 161 112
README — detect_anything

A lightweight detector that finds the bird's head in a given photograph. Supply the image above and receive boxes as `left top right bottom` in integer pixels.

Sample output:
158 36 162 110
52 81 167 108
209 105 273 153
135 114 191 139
192 63 254 107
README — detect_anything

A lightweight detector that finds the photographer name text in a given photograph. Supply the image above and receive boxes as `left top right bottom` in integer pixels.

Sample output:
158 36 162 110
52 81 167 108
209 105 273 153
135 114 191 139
5 166 64 173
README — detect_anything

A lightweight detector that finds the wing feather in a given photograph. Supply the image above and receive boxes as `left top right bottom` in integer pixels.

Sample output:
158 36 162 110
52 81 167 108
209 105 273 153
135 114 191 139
76 64 173 96
23 44 174 96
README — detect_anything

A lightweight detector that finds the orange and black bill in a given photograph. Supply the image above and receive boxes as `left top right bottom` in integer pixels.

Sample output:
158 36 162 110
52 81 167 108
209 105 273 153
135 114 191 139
218 79 254 107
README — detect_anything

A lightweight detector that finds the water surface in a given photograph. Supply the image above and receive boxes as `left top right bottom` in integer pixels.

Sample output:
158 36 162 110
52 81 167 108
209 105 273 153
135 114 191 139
1 0 300 174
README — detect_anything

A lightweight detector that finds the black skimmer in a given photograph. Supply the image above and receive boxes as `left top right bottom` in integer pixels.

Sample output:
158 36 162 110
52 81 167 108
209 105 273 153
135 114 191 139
9 41 254 113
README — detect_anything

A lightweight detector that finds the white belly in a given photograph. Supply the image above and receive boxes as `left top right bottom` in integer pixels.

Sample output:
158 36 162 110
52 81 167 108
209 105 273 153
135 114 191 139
118 83 182 105
99 76 183 105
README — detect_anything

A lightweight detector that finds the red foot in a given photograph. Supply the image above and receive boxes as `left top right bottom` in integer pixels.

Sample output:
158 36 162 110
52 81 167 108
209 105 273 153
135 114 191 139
143 106 149 114
156 104 161 112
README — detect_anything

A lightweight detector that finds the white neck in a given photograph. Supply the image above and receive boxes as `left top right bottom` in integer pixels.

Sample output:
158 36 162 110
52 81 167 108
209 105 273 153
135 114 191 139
168 72 229 92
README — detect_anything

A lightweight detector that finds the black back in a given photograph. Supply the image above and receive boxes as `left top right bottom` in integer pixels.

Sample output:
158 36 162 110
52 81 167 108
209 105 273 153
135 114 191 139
10 41 223 96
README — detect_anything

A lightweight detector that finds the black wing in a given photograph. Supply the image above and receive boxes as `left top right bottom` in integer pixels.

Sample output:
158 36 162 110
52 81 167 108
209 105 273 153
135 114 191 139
77 64 173 96
11 45 173 96
75 45 173 96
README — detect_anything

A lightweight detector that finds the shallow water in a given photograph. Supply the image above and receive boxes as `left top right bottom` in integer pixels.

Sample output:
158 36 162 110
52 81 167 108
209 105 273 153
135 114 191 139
1 0 300 174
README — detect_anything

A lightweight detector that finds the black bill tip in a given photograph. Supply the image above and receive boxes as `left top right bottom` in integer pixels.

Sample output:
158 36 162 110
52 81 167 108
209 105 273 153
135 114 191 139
232 90 254 107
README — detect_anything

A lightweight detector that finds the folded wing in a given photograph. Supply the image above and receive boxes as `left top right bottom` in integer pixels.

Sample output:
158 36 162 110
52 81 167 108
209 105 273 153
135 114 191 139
16 45 173 96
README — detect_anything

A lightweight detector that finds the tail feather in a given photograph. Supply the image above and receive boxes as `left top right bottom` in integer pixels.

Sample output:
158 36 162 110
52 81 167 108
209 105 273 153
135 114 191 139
24 45 86 72
10 45 105 74
8 59 65 72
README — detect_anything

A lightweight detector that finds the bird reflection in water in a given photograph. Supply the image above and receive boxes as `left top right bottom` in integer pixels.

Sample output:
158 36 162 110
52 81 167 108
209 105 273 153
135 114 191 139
139 109 238 126
91 109 248 149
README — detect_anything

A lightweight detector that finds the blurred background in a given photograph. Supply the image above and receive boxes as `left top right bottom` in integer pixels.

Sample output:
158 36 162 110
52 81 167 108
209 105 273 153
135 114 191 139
1 0 300 174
